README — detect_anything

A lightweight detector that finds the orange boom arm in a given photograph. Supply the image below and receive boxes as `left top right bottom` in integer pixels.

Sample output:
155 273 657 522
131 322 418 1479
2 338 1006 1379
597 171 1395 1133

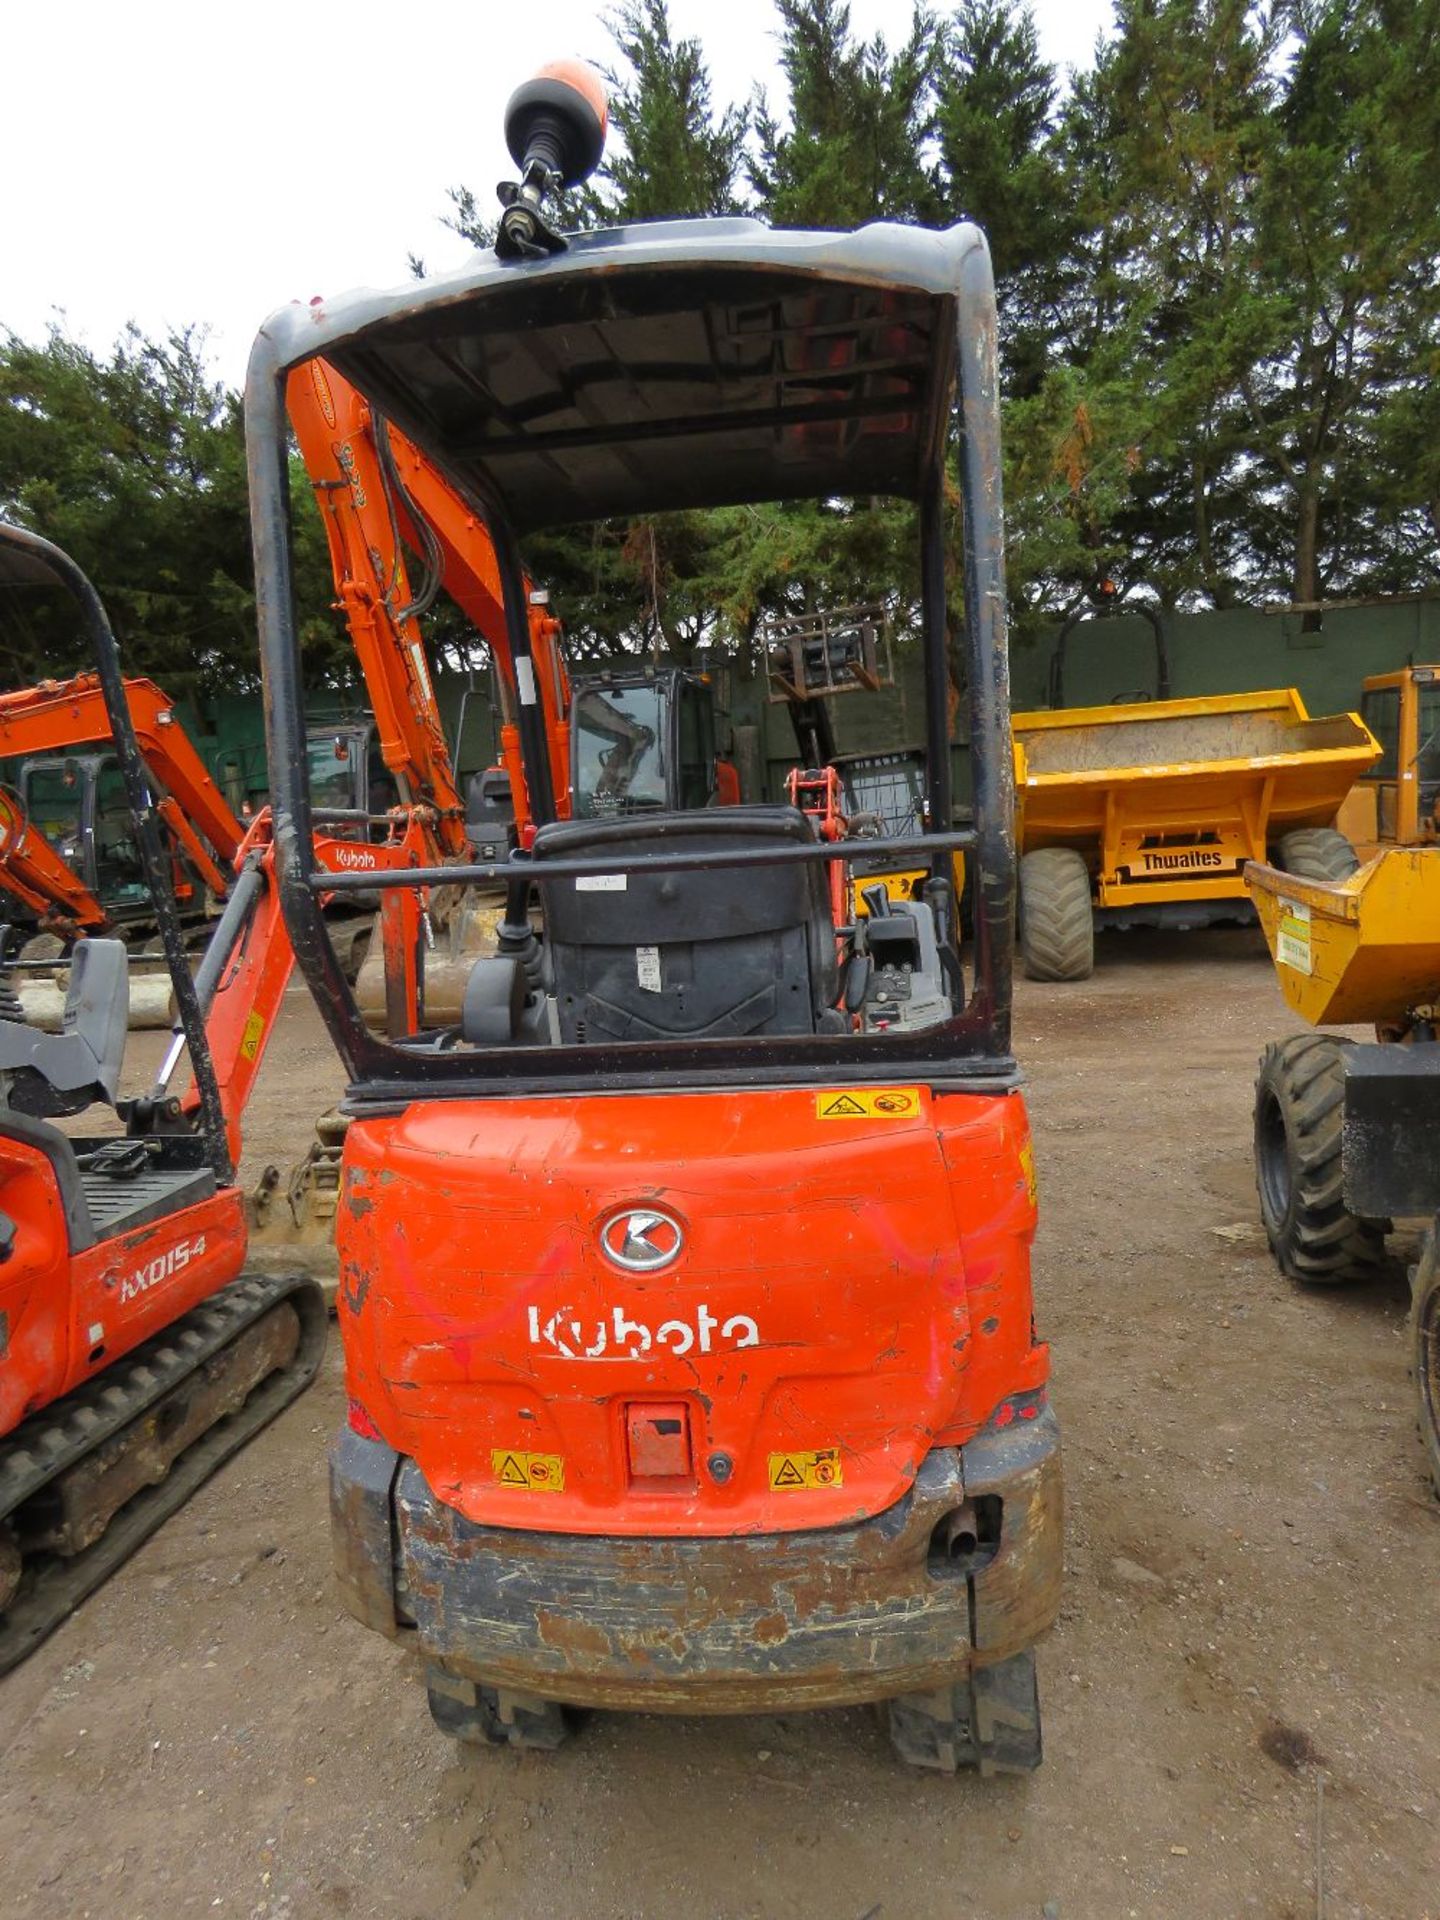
287 358 572 839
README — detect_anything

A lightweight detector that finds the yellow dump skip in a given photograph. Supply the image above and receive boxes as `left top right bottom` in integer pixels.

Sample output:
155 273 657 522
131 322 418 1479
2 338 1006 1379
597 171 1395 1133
1246 847 1440 1027
1013 688 1378 908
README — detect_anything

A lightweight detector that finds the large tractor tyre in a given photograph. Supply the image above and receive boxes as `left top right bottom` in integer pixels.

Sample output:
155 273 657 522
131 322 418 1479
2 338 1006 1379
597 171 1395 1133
1409 1226 1440 1498
1273 828 1361 884
885 1649 1042 1776
1018 848 1094 982
1254 1033 1387 1284
425 1664 576 1752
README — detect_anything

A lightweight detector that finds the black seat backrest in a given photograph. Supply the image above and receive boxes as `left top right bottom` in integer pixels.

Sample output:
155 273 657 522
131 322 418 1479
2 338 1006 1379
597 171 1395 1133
532 807 838 1044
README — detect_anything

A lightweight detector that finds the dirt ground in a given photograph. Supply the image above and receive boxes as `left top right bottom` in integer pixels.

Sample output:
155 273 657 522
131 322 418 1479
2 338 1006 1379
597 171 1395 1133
2 936 1438 1920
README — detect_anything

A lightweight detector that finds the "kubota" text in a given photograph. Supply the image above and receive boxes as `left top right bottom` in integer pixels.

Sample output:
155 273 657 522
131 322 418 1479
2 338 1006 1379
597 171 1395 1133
526 1302 760 1360
332 846 378 870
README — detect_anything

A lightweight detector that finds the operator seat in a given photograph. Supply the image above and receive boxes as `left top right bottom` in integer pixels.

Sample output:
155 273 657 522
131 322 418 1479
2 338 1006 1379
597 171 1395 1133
532 806 841 1043
0 937 218 1245
0 938 129 1118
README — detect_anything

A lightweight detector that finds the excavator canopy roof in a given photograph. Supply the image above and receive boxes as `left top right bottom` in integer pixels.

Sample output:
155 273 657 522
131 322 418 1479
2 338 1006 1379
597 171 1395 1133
245 213 1021 1086
251 218 979 532
0 542 71 590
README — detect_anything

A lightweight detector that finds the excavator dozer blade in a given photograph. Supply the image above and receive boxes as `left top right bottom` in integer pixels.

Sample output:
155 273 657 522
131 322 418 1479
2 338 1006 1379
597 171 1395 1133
246 1110 350 1291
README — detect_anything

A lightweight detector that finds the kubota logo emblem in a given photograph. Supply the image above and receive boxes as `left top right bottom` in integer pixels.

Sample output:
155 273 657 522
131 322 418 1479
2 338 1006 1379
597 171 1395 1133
599 1207 684 1272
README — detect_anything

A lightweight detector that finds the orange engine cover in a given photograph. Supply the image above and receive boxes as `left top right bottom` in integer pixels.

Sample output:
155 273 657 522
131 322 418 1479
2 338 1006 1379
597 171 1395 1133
0 1132 249 1437
336 1085 1046 1537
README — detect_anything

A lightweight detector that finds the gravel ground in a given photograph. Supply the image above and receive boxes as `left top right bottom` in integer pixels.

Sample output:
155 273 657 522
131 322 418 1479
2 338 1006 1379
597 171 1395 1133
2 936 1437 1920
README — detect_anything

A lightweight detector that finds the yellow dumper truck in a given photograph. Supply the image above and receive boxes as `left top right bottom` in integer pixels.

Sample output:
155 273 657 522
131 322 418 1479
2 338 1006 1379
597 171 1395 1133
1248 846 1440 1491
1012 688 1379 980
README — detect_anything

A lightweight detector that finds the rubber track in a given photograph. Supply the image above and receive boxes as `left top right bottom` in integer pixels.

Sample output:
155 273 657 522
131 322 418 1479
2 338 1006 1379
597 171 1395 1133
1275 828 1360 883
1019 849 1093 982
0 1271 326 1673
1257 1033 1385 1282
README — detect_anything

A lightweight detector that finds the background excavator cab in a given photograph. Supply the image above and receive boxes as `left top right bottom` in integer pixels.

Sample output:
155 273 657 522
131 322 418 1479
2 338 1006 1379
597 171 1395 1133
244 63 1057 1775
304 720 399 834
570 667 725 819
20 753 149 918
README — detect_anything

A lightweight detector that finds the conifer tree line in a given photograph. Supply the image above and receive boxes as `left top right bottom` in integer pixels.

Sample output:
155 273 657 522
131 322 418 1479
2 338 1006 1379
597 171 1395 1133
1 0 1437 691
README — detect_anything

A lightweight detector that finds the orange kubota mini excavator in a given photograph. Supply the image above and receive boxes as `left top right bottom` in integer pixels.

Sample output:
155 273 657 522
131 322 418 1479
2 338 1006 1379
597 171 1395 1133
245 64 1061 1773
0 524 330 1670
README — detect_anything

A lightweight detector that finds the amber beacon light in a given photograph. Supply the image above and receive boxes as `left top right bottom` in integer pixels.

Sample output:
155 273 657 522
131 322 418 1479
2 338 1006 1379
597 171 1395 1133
496 60 608 260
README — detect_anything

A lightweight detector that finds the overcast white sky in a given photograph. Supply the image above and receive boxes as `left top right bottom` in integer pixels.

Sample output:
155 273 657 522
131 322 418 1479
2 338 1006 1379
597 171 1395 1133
3 0 1114 390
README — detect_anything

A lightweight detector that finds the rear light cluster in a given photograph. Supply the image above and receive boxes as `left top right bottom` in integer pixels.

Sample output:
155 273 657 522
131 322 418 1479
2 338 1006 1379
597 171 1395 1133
935 1383 1048 1449
990 1385 1048 1430
347 1397 383 1440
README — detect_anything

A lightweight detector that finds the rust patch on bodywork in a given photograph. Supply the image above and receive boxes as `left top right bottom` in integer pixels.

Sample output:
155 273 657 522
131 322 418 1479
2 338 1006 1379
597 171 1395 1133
535 1610 614 1660
340 1264 373 1317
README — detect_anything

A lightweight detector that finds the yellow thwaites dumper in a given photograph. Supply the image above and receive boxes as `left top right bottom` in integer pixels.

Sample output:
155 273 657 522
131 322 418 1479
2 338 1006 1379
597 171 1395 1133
1012 688 1379 980
1247 846 1440 1490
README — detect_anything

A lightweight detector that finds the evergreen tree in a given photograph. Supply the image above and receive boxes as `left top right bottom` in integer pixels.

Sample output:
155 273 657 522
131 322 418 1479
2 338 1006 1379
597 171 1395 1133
428 3 756 660
599 0 749 218
934 0 1070 294
932 1 1123 633
1244 0 1440 603
0 323 347 693
1071 0 1280 610
739 3 937 648
752 0 935 227
1069 0 1440 612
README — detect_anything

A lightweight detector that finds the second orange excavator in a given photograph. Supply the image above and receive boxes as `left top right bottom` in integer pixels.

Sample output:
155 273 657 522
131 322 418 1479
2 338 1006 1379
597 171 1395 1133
0 673 243 942
290 355 744 848
0 525 330 1670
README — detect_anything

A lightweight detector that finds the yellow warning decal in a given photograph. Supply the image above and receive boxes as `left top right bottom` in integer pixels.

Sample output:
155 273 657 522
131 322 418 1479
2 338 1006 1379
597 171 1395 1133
1019 1139 1038 1207
768 1448 843 1490
1276 898 1313 976
239 1010 266 1062
492 1449 565 1492
815 1087 921 1120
